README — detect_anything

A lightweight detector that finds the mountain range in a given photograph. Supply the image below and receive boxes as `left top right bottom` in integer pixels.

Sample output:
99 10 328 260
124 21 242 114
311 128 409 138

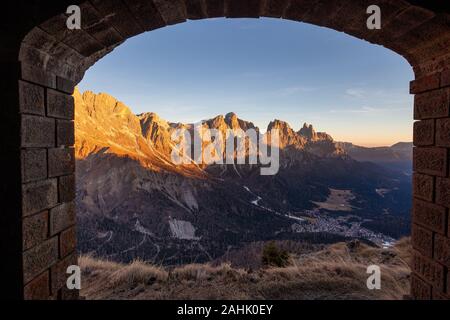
74 89 412 265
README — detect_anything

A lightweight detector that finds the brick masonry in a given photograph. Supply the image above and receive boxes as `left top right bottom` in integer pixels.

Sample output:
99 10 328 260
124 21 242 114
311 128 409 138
413 147 448 176
48 147 75 177
411 63 450 300
22 211 49 251
412 223 434 257
411 273 432 299
22 179 58 217
434 233 450 267
412 173 434 202
50 202 76 236
413 200 447 234
50 252 77 295
436 118 450 147
24 271 50 300
21 149 47 183
8 0 450 300
414 119 434 146
436 177 450 208
18 36 79 299
413 88 450 120
412 251 446 292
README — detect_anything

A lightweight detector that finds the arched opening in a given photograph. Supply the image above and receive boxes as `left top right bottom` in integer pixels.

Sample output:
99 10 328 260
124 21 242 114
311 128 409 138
8 1 450 300
73 17 415 299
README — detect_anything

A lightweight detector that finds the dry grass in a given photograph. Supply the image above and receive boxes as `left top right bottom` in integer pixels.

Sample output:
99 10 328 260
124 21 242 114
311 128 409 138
171 263 246 282
258 240 411 300
110 260 168 285
80 238 411 300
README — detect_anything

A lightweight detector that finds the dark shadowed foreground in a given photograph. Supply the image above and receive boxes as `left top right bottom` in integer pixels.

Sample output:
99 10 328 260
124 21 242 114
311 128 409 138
80 238 410 300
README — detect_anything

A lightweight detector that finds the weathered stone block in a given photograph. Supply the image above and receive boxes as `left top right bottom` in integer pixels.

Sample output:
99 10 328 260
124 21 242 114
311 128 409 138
412 224 433 257
19 44 53 72
205 0 225 18
413 120 434 146
60 226 77 258
261 0 290 18
410 73 441 94
23 211 48 251
434 234 450 267
21 115 55 147
24 271 50 300
21 148 47 183
436 177 450 208
413 147 447 176
22 179 58 216
59 174 75 203
38 13 67 39
411 273 432 300
412 251 446 292
448 270 450 295
226 0 261 18
21 63 56 88
301 0 347 28
50 202 76 236
436 118 450 147
23 237 58 283
90 0 143 38
185 0 207 19
47 89 74 120
381 6 435 40
442 69 450 88
60 286 80 300
56 120 75 147
123 0 166 31
414 88 450 120
50 252 77 294
283 0 311 21
77 2 124 48
403 16 450 65
19 80 45 115
56 77 75 94
62 29 106 58
432 289 449 300
413 173 434 202
153 0 187 24
413 199 447 234
48 147 75 177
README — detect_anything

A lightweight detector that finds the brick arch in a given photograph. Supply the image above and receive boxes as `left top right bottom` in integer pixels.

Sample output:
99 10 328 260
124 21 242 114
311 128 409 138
4 0 449 300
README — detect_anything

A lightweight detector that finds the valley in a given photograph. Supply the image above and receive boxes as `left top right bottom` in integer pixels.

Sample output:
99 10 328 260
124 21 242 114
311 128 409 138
74 89 412 266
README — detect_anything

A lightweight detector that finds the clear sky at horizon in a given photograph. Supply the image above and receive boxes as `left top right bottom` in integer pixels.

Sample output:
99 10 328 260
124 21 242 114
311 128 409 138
78 18 414 147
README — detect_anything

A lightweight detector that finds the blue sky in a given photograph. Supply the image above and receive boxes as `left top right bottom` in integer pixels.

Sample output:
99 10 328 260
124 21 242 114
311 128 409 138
78 18 414 147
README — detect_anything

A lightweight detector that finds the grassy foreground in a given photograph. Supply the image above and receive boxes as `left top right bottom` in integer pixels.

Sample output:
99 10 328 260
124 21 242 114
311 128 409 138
80 238 411 300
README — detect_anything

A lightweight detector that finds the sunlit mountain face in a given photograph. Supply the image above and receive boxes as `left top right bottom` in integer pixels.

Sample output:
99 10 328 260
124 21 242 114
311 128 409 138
75 89 411 265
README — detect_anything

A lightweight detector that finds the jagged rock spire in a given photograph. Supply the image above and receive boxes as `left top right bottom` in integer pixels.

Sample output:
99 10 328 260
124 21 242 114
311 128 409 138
299 123 318 141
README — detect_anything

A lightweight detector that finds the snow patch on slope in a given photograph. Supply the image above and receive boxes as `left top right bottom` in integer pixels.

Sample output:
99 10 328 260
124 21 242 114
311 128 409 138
169 219 200 240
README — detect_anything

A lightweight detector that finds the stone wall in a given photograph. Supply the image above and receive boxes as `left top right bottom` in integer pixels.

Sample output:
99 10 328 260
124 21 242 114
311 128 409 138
1 0 448 299
19 71 78 300
411 69 450 299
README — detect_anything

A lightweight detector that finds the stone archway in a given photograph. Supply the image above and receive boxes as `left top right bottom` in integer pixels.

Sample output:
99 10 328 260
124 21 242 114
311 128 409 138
1 0 449 300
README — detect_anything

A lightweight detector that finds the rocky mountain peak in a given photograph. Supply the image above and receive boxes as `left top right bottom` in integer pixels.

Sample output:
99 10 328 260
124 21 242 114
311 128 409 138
267 120 306 149
225 112 237 120
205 113 256 132
224 112 239 129
299 122 318 141
206 114 227 130
267 119 290 131
299 122 334 143
75 89 349 167
139 112 170 131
